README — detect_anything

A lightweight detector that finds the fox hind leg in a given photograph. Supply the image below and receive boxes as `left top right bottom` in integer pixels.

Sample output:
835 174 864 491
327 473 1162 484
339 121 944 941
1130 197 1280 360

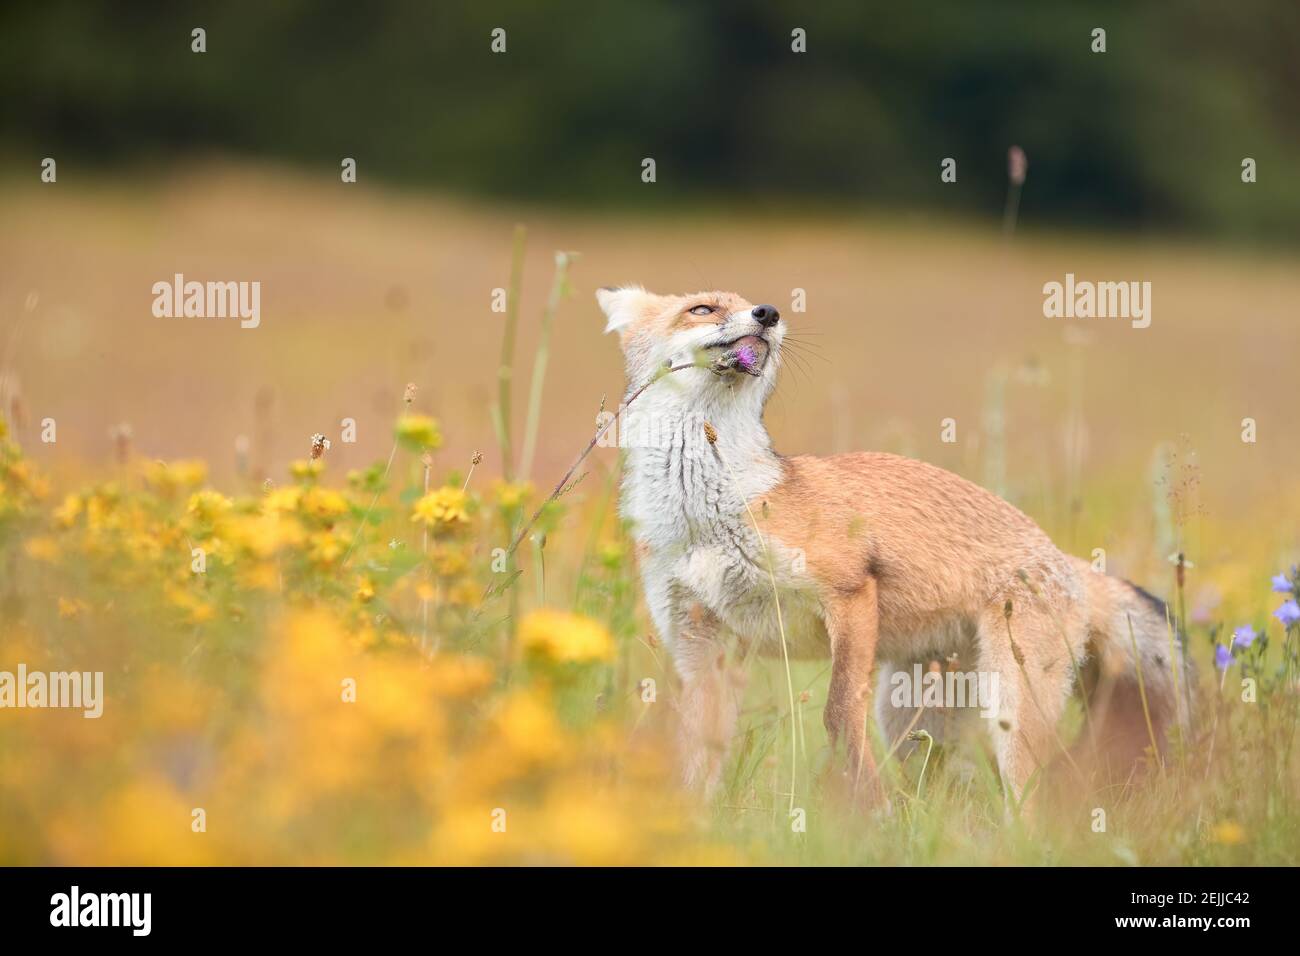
976 602 1081 814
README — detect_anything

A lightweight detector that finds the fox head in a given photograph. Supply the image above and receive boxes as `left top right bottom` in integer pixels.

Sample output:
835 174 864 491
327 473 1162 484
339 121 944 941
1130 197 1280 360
596 286 784 404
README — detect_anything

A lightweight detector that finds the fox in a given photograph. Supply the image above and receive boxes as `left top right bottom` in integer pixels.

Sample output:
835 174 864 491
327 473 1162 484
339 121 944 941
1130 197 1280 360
597 285 1192 807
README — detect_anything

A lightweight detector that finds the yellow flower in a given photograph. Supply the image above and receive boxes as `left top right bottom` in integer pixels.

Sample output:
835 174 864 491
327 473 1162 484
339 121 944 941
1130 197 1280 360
429 803 518 864
491 480 533 511
125 530 165 563
395 414 443 451
52 496 81 528
57 596 89 619
189 601 216 624
23 536 60 562
432 546 469 577
5 459 50 499
426 655 495 697
198 536 231 566
354 577 376 604
229 512 304 557
29 473 53 501
539 787 635 864
447 578 482 608
309 530 346 566
187 489 232 523
289 459 323 481
142 459 207 496
355 658 442 735
519 609 614 664
83 489 123 532
411 487 469 529
263 487 303 512
86 777 214 865
300 487 349 521
1210 821 1247 846
239 560 281 591
493 688 567 764
164 584 215 623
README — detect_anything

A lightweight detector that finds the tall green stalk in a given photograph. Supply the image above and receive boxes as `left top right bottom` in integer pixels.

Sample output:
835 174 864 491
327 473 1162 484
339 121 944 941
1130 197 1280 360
518 251 576 485
493 225 526 481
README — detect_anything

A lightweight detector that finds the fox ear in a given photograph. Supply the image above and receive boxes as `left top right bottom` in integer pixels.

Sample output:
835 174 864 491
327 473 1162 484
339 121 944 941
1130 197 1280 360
596 285 644 334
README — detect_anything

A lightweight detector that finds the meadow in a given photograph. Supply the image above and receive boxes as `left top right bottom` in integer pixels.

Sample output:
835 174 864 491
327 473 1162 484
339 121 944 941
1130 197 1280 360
1 164 1298 864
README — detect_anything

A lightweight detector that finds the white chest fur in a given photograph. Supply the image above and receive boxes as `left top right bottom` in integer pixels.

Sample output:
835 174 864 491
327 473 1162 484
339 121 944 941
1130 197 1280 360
620 380 828 657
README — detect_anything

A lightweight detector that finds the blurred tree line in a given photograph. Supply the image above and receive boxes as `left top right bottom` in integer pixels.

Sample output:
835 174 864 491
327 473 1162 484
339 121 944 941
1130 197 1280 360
2 0 1296 238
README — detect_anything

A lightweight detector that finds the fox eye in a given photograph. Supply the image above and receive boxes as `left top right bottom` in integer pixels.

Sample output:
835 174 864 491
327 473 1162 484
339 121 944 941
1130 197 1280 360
688 305 714 316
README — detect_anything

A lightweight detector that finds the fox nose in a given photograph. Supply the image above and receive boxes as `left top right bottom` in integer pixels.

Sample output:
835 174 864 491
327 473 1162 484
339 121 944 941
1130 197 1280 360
752 304 780 328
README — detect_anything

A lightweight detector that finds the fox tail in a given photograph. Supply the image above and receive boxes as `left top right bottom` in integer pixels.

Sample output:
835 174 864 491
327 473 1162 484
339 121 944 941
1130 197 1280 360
1071 558 1195 779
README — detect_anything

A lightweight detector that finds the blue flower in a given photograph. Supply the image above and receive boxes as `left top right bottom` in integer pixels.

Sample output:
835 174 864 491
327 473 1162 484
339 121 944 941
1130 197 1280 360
1272 573 1293 594
1274 599 1300 628
1232 625 1257 649
1214 644 1233 671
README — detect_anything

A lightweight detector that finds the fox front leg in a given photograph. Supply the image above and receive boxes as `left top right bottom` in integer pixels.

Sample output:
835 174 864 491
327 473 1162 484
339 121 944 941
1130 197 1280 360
670 603 744 795
823 579 887 807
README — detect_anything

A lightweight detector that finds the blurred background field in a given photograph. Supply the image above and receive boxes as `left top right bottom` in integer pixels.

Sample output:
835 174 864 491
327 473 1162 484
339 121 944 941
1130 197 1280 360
3 164 1297 541
1 2 1299 865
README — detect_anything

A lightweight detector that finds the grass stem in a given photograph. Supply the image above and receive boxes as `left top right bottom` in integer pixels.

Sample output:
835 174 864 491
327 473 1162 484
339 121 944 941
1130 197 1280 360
518 251 576 484
494 225 526 481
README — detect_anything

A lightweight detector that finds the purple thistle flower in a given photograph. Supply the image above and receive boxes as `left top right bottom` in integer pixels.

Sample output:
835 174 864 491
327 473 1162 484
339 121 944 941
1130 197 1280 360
734 343 758 373
1214 644 1233 671
1271 573 1293 593
1275 599 1300 628
1232 625 1257 649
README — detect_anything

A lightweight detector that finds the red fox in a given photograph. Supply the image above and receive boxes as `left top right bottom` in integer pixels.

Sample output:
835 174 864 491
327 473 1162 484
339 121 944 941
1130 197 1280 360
598 285 1192 807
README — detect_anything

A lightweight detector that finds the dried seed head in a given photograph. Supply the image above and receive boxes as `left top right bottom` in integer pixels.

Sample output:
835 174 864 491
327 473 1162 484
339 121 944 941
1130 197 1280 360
403 382 418 406
234 435 251 477
1008 145 1028 185
1008 634 1026 668
471 451 483 466
109 423 133 465
310 433 331 460
2 375 26 431
703 421 718 445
